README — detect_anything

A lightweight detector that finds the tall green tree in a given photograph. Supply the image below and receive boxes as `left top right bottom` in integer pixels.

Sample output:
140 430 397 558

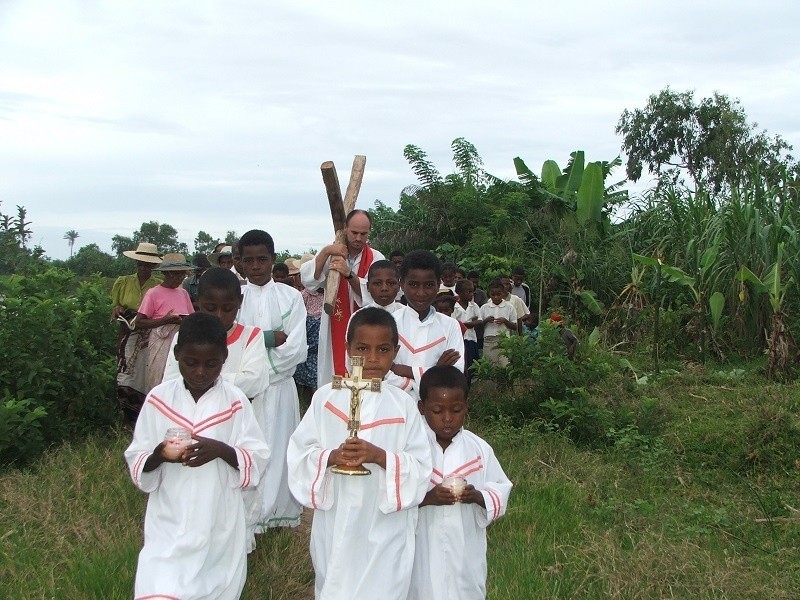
616 88 797 195
112 222 188 256
193 231 218 256
64 230 79 258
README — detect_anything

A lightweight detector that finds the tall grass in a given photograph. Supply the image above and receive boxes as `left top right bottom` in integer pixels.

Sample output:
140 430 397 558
2 368 799 599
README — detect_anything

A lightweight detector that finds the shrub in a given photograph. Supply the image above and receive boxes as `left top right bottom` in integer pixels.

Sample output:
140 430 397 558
0 269 117 466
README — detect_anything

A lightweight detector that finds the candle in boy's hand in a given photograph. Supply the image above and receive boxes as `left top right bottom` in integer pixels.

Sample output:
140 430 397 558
442 475 467 500
163 427 192 460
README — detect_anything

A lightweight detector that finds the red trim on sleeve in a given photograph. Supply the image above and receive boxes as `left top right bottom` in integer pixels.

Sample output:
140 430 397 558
240 448 252 488
132 451 150 487
394 453 402 511
311 451 328 509
245 326 261 347
487 488 501 521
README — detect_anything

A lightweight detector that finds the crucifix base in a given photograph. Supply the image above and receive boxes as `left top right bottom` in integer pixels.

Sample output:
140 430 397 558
331 460 372 476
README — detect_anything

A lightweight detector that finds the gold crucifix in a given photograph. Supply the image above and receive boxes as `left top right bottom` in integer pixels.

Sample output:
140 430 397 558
330 356 382 476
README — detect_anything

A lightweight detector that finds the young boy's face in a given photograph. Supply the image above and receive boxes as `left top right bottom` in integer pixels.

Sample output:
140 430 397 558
218 255 234 270
240 244 275 286
401 268 439 317
489 287 505 305
367 267 399 307
458 281 474 303
346 323 399 380
501 277 513 294
441 270 456 287
198 287 241 331
175 341 227 400
419 386 468 448
433 298 454 317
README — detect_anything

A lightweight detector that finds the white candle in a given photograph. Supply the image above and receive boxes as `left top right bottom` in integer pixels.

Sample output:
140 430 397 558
163 427 192 460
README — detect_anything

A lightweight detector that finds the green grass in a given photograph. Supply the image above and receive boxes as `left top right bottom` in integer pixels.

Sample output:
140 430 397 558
2 366 799 598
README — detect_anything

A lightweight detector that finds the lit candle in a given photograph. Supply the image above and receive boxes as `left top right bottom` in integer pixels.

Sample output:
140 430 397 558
163 427 192 460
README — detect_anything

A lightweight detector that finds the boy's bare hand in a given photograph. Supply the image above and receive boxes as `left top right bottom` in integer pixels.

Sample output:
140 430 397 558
436 349 461 366
457 484 485 507
183 434 237 469
274 331 288 346
420 484 459 507
332 437 386 470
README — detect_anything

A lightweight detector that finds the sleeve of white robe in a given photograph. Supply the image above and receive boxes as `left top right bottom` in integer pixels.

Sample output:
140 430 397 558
124 394 166 494
266 291 308 376
227 328 269 398
161 336 180 382
474 441 513 528
226 386 270 490
300 255 328 290
379 404 432 514
286 395 335 511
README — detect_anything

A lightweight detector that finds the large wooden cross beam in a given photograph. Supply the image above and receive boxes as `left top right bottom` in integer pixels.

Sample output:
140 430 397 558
320 155 366 315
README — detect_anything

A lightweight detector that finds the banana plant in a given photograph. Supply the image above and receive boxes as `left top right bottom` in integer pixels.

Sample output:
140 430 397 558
735 242 794 378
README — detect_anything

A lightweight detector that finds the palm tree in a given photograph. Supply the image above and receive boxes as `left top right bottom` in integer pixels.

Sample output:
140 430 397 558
64 230 79 258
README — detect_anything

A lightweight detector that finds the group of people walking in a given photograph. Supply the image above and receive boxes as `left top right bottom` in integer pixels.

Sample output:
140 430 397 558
112 212 513 600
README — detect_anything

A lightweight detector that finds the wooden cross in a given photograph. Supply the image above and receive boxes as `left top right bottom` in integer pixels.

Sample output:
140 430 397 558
320 155 366 315
330 356 382 476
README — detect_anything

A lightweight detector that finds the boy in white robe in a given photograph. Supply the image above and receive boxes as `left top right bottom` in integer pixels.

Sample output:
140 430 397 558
287 307 432 600
237 229 307 530
409 366 513 600
479 279 518 366
361 259 404 314
388 250 465 400
125 312 269 600
162 267 269 550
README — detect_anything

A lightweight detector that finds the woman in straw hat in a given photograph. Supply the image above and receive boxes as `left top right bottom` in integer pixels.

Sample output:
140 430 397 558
136 253 195 393
111 242 164 426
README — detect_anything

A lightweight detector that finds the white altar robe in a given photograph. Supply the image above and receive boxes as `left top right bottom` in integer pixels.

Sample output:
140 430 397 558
408 425 513 600
388 306 465 400
125 377 269 600
300 248 385 389
287 383 432 600
238 279 307 528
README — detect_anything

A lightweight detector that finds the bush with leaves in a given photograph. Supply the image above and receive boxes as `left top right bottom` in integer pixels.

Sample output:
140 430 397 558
0 269 117 466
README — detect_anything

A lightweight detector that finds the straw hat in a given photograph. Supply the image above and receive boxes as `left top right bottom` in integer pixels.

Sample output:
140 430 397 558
285 253 314 276
154 253 194 271
209 245 233 266
122 242 162 264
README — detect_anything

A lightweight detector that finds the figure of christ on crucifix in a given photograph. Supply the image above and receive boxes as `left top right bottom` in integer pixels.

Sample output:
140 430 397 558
300 158 385 389
329 356 383 476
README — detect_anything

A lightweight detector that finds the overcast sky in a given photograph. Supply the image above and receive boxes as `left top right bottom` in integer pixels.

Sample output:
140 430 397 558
1 1 798 260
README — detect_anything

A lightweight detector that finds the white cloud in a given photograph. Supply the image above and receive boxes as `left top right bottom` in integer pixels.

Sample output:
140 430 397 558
1 0 798 259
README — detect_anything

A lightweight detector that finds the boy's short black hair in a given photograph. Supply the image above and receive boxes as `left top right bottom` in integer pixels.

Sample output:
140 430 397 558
198 267 242 299
441 262 458 275
419 365 469 403
389 249 405 260
238 229 275 256
467 270 480 280
434 294 456 309
273 263 290 277
368 259 398 280
512 265 525 277
456 268 467 277
487 278 505 293
400 249 441 280
454 279 473 296
347 306 399 346
176 312 227 351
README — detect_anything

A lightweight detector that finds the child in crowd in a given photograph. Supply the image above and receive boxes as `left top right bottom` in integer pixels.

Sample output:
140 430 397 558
550 312 579 359
455 267 467 282
479 279 517 366
272 262 291 286
136 253 195 393
364 259 404 313
287 307 432 600
521 312 539 343
453 279 481 381
409 366 512 600
501 274 529 334
440 262 458 294
125 312 269 600
237 229 307 530
162 267 269 551
433 289 457 318
389 250 464 399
